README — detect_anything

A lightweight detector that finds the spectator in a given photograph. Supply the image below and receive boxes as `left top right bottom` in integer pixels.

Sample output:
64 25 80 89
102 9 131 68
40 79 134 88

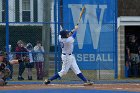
15 40 28 80
25 43 34 80
34 41 44 80
127 35 140 77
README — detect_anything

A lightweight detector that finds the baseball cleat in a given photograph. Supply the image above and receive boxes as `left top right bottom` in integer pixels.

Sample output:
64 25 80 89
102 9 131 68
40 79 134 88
18 76 24 80
4 81 8 85
83 80 93 86
44 79 51 85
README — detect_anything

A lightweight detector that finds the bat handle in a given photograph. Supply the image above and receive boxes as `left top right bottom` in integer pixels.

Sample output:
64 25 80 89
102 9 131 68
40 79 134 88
77 17 81 26
76 20 80 26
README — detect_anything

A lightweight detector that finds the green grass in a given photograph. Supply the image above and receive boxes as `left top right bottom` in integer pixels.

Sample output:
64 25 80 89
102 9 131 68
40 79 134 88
11 64 96 82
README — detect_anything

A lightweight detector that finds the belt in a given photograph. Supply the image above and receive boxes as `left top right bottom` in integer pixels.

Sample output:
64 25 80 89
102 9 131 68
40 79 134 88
62 53 71 55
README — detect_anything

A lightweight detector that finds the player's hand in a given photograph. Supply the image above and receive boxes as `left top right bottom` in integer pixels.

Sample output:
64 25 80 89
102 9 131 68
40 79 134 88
75 25 78 30
69 25 79 36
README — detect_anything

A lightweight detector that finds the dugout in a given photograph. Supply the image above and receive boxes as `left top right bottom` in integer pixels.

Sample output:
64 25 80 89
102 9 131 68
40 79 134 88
118 16 140 78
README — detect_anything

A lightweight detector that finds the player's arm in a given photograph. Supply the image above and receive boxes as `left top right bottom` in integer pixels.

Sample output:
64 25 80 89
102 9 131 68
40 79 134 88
9 60 19 64
9 59 26 64
68 25 78 37
127 48 131 59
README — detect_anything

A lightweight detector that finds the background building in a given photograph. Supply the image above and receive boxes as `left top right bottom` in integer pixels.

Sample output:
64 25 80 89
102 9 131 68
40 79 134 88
0 0 43 22
118 0 140 78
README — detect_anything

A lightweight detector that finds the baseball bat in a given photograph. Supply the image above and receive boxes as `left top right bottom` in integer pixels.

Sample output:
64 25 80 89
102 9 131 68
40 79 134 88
76 6 86 26
69 6 85 35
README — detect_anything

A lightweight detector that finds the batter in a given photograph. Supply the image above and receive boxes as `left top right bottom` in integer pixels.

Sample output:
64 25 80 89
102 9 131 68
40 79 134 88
44 26 93 85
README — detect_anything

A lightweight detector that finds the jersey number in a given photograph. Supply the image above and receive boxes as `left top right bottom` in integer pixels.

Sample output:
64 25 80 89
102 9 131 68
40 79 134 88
60 42 64 48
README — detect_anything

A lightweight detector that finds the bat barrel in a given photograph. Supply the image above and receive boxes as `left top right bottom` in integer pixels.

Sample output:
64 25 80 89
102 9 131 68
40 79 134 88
76 6 85 26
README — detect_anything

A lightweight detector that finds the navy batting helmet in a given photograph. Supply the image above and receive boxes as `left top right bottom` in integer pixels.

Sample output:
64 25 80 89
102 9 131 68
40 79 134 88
60 30 69 38
26 43 33 51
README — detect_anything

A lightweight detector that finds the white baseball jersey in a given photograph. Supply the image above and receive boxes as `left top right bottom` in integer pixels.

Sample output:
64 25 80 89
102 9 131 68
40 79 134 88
58 35 81 77
59 35 74 54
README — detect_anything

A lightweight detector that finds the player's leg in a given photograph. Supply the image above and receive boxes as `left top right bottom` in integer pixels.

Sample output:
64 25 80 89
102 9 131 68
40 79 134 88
2 68 11 80
71 55 93 85
27 68 32 80
35 62 40 80
44 59 71 84
0 68 10 85
38 62 44 80
18 62 25 80
58 55 72 77
0 79 6 86
44 55 71 84
70 55 87 81
6 64 13 80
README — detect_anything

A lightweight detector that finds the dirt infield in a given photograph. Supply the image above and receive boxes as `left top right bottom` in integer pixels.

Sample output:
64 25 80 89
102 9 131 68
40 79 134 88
0 83 140 92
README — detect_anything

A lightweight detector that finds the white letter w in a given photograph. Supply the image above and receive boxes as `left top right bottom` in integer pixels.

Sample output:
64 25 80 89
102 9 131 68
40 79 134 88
68 4 107 49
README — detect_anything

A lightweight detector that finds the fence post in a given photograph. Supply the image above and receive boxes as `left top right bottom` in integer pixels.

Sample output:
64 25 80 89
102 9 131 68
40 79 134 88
42 0 52 77
54 0 58 74
115 0 118 79
6 0 9 54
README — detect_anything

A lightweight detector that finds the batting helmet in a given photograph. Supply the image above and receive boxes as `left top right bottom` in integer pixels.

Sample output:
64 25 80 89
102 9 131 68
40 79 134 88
60 30 69 38
26 43 33 51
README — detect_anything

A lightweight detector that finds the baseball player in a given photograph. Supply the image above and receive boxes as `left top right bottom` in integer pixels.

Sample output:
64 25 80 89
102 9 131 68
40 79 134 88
44 26 93 85
0 62 10 86
0 50 22 86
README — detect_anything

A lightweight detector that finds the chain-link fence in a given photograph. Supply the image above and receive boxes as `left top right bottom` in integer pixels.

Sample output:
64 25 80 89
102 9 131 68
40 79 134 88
1 0 117 81
0 0 56 81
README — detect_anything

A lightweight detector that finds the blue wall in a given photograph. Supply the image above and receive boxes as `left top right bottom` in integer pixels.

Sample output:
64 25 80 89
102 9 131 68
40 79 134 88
63 0 117 70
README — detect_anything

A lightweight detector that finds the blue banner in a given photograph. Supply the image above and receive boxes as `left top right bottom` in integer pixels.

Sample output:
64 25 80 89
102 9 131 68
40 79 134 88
63 0 117 70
